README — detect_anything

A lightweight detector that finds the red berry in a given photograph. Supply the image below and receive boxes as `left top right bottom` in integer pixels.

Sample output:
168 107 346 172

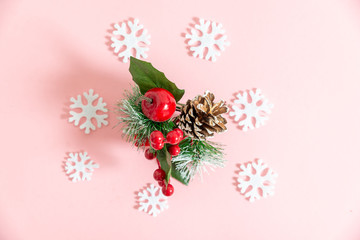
158 180 165 187
172 128 184 140
153 169 166 181
168 145 180 156
166 130 181 145
150 131 164 144
134 135 150 147
151 141 164 150
162 184 174 196
144 149 156 160
141 88 176 122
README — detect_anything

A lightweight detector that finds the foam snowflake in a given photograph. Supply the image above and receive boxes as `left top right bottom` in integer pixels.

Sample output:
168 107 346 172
237 159 278 202
65 152 99 182
138 184 168 217
68 89 108 134
111 18 151 63
185 18 230 62
229 89 273 131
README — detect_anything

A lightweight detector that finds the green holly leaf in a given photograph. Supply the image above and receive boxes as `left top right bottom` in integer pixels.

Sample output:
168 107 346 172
129 57 185 102
171 165 189 186
156 147 172 184
157 146 190 186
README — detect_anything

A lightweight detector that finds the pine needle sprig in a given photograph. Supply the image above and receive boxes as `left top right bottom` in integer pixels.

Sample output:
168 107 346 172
115 86 175 149
172 138 226 182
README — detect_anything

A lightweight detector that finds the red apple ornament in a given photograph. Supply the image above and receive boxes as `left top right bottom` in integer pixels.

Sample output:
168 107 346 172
141 88 176 122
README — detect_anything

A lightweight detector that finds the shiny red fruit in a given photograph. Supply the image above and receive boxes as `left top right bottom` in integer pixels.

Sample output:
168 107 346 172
153 169 166 181
134 135 150 147
150 131 164 144
151 142 164 150
168 145 180 156
162 184 174 196
144 149 156 160
172 128 184 140
158 180 165 187
141 88 176 122
166 130 181 145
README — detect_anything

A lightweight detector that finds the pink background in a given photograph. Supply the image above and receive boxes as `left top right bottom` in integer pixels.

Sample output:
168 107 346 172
1 0 360 239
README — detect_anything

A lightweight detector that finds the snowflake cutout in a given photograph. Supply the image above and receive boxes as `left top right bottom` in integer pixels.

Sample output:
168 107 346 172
185 18 230 62
137 184 168 217
68 89 108 134
64 152 99 182
229 89 273 131
237 159 278 202
110 18 151 63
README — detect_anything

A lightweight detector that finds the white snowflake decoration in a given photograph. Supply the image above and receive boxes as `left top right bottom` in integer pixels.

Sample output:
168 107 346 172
237 159 278 202
111 18 151 63
65 152 99 182
138 184 168 217
186 18 230 62
68 89 108 134
229 89 273 131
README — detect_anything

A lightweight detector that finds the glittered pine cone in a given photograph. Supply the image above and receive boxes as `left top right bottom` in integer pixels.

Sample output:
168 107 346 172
177 91 228 140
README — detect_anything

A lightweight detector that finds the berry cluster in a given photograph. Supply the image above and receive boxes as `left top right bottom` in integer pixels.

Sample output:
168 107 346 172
153 168 174 196
149 128 183 155
142 128 184 196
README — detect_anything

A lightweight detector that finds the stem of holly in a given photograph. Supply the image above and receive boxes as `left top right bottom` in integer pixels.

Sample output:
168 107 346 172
135 96 153 105
156 157 161 168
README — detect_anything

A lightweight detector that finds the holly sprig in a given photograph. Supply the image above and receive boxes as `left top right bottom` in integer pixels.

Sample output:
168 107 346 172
128 57 191 186
117 57 225 192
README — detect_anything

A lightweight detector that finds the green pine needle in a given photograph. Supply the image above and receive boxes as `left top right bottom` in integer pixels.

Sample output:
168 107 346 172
172 138 226 182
